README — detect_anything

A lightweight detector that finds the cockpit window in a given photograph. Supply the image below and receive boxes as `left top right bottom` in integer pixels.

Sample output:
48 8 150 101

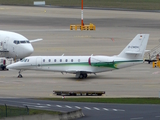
13 40 30 44
20 41 26 43
20 59 29 62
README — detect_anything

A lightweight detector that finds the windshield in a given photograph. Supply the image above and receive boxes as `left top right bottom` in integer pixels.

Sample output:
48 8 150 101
13 40 30 44
20 59 29 62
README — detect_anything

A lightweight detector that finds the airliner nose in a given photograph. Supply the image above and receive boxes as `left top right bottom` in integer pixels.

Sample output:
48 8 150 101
24 44 34 56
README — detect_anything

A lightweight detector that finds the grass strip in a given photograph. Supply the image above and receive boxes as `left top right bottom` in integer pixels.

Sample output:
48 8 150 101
39 98 160 104
0 0 160 10
0 105 60 119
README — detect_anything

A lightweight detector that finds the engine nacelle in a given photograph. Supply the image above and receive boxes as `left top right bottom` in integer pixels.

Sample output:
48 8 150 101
88 56 114 67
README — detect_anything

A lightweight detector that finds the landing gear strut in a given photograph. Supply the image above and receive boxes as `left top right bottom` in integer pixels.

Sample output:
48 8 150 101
18 70 23 78
76 73 88 79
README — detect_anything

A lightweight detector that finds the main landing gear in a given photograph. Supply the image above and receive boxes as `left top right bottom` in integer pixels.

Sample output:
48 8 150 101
18 70 23 78
76 73 88 79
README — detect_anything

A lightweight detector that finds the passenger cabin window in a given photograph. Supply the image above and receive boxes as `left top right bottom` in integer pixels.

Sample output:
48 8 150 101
54 59 56 62
49 59 51 62
60 59 62 62
43 59 45 62
71 59 73 62
65 59 68 62
78 59 80 62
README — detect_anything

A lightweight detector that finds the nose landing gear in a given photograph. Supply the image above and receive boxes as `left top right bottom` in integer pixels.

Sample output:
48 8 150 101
18 70 23 78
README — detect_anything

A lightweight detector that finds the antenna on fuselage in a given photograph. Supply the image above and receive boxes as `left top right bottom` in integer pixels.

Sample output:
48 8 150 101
62 54 64 56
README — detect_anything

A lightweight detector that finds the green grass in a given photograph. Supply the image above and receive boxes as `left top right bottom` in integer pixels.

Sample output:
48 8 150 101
0 105 60 119
0 0 160 10
39 98 160 104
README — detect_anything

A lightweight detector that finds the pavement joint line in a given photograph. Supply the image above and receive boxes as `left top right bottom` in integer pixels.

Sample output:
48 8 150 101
93 107 100 110
56 105 62 108
65 105 72 108
84 107 91 110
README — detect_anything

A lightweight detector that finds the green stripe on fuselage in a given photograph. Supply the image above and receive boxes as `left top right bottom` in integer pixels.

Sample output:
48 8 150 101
38 60 142 69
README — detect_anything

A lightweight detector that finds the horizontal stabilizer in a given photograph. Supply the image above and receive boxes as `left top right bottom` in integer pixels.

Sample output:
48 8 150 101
29 38 43 43
125 51 141 54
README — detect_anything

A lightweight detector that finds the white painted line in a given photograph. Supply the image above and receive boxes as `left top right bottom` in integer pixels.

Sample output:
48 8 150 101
103 108 109 111
130 117 143 120
35 106 48 108
155 116 160 118
65 105 72 108
118 109 125 112
113 109 118 111
75 106 81 109
47 104 51 106
84 107 91 110
37 103 40 105
56 105 62 108
93 107 100 110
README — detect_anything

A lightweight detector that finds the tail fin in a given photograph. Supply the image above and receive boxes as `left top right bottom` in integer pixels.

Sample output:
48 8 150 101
118 34 149 59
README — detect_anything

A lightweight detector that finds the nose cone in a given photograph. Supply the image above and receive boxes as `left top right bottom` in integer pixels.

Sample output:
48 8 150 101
24 44 34 56
6 63 17 70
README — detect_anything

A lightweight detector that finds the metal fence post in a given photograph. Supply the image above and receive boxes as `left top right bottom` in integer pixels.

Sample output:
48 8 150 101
26 106 29 115
5 104 7 117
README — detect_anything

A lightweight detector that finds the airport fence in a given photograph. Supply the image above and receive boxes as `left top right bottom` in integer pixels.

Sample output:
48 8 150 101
0 104 29 118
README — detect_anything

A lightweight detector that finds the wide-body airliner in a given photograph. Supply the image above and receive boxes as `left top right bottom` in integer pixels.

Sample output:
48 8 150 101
7 34 149 78
0 30 42 59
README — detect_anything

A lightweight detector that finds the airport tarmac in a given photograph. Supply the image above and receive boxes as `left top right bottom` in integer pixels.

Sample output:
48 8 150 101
0 5 160 98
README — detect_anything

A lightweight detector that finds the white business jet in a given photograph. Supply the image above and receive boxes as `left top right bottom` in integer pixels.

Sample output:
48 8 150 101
0 30 42 59
7 34 149 78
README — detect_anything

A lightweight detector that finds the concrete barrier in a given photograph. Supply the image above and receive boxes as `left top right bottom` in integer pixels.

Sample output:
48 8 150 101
0 109 84 120
34 1 45 6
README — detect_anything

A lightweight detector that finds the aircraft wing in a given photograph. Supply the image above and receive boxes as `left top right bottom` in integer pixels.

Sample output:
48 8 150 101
65 69 93 74
29 38 43 43
0 50 9 52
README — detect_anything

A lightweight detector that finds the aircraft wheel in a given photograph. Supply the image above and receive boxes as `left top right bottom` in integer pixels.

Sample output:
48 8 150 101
18 74 23 78
84 73 87 78
79 74 84 79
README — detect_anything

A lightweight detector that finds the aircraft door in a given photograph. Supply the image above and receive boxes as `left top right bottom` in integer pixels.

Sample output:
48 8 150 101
36 58 42 68
3 37 9 50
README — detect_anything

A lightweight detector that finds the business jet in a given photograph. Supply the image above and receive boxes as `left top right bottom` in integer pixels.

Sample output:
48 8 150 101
7 34 149 79
0 30 42 59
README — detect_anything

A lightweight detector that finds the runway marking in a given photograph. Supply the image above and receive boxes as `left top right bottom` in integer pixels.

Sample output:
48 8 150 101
84 107 91 110
56 105 62 108
75 106 81 109
113 109 118 111
93 107 100 110
47 104 51 106
65 105 72 108
103 108 109 111
35 106 48 108
130 117 143 120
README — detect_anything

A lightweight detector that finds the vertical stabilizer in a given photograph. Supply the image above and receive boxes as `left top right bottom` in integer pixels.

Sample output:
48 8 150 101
118 34 149 59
